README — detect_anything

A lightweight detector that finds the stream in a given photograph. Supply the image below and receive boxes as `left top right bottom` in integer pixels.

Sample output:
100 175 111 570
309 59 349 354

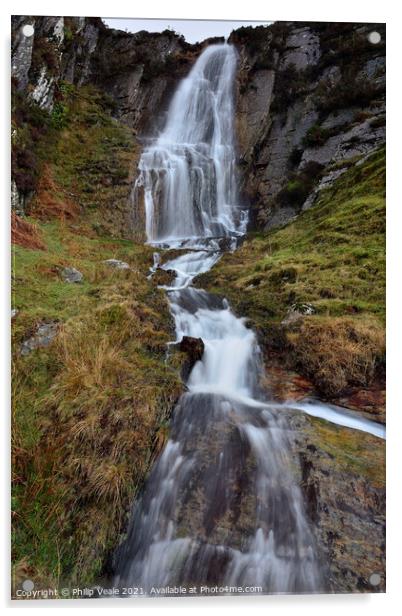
113 43 384 596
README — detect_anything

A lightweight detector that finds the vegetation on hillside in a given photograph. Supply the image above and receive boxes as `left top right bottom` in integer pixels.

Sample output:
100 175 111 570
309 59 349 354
11 85 182 592
200 148 385 398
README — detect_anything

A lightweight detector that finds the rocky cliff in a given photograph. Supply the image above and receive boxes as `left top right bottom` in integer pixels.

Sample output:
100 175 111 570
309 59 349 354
230 22 385 229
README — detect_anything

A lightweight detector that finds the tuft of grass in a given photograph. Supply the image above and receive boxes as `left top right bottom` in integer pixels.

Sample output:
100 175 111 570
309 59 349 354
287 316 385 396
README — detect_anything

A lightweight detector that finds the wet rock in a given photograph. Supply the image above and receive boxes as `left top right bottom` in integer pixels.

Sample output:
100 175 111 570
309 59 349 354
61 266 83 283
178 336 205 380
152 268 176 286
103 258 130 270
21 321 59 355
286 410 385 592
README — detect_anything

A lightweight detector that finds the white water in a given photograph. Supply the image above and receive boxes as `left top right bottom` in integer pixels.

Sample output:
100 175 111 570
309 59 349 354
115 245 324 593
286 399 385 440
114 43 383 596
134 44 247 243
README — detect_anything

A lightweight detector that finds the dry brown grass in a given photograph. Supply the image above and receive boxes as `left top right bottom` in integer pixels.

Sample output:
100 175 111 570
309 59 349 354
11 212 45 250
30 295 183 583
287 316 385 396
30 165 79 221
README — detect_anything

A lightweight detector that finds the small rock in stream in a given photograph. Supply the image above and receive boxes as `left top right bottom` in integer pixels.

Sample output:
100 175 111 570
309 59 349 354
178 336 205 380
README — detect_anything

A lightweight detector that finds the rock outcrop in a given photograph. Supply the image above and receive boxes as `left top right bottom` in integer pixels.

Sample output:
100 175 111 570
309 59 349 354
287 410 385 592
229 22 385 229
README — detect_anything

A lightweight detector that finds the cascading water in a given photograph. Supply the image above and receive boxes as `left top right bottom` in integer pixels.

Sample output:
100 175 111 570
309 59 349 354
134 44 247 244
114 43 325 595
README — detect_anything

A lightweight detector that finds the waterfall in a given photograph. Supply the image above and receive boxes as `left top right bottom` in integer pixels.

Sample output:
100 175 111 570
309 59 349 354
134 44 247 243
114 43 325 596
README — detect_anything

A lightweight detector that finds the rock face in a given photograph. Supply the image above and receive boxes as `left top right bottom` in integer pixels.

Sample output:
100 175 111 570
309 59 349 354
11 16 210 136
287 411 385 592
229 22 386 229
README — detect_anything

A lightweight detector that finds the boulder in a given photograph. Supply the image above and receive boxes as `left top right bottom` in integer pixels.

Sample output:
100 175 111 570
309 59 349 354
61 266 83 283
21 321 59 355
178 336 205 380
103 259 130 270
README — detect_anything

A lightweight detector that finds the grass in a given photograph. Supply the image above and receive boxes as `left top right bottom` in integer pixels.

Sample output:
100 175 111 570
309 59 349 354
201 147 385 396
11 83 183 592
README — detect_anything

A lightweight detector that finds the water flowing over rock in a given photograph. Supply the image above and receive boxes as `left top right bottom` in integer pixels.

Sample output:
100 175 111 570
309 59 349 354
134 44 247 243
114 43 325 595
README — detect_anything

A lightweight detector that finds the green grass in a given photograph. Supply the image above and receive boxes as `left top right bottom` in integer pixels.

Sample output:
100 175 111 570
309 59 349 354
307 417 385 488
12 219 184 590
202 147 385 321
12 221 153 337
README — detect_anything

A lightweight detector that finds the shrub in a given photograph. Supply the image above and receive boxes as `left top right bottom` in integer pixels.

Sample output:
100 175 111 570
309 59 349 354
30 37 59 77
317 70 384 113
289 147 303 167
277 161 324 208
50 102 69 129
271 64 309 112
302 124 331 148
11 91 52 196
12 146 39 194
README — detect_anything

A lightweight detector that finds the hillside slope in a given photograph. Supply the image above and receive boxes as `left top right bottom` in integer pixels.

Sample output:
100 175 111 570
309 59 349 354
11 82 184 591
